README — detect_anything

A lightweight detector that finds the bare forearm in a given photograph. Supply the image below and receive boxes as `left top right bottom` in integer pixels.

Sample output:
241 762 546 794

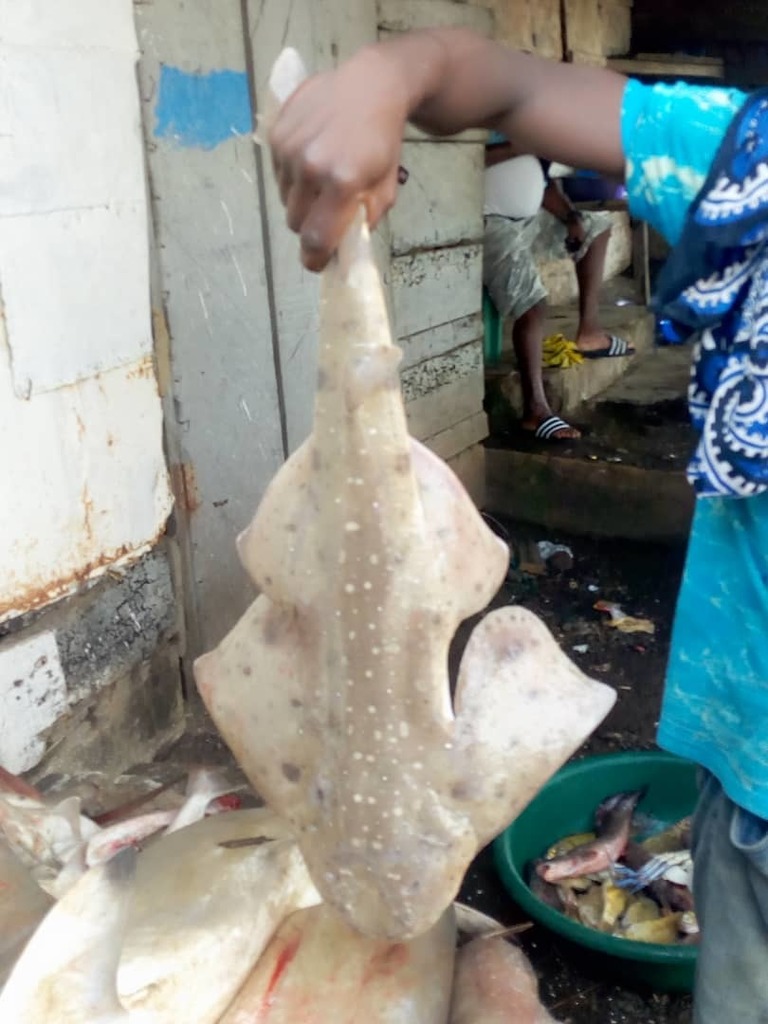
541 180 573 222
378 28 627 176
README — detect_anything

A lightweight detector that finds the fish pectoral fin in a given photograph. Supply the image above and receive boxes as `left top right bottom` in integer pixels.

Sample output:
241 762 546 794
345 344 403 410
410 440 509 619
450 606 616 845
194 594 319 823
236 440 318 594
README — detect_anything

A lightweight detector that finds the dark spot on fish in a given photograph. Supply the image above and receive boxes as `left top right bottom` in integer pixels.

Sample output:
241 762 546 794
432 613 443 627
291 698 303 708
317 369 328 390
311 447 322 471
451 782 470 801
285 522 298 533
474 583 483 593
526 689 541 700
393 453 410 475
282 763 301 783
495 782 506 800
218 836 271 850
241 665 252 677
264 575 273 586
262 611 282 646
315 784 326 804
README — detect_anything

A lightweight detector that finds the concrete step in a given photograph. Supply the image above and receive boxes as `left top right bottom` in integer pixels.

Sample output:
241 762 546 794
488 304 656 418
483 343 697 544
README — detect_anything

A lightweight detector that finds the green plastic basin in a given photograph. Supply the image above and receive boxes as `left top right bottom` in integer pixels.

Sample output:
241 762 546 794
493 751 699 993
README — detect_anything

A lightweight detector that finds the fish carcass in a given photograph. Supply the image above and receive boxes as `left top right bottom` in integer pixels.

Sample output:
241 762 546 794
0 840 53 990
449 936 557 1024
218 902 456 1023
0 848 137 1023
195 47 616 943
117 809 321 1024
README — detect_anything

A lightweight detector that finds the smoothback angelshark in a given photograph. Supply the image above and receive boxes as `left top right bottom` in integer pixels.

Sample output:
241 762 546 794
195 49 616 941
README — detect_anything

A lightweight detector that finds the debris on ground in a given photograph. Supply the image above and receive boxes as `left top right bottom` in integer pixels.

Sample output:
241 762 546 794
594 600 656 636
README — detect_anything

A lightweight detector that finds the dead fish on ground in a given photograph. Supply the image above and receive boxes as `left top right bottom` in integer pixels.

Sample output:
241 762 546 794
449 935 558 1023
535 790 644 883
117 808 321 1024
0 847 138 1023
218 902 456 1024
0 840 53 991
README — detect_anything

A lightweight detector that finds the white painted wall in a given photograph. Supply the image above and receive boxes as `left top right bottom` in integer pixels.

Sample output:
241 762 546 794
0 1 172 623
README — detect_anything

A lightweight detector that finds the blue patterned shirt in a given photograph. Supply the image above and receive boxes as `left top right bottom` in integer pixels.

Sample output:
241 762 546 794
620 81 768 818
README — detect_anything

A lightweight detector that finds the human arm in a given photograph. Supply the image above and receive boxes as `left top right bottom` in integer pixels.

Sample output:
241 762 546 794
270 28 627 270
541 179 585 252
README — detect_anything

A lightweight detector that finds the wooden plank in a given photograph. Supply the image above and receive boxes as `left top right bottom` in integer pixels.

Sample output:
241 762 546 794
607 57 725 79
401 338 483 403
405 371 485 442
484 0 563 59
247 0 380 454
377 0 493 36
391 244 483 338
135 0 285 656
633 220 651 306
391 142 484 256
399 313 483 370
424 411 488 461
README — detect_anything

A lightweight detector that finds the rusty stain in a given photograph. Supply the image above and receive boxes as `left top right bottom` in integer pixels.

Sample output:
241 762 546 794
74 412 86 441
0 534 163 623
81 483 95 542
124 355 155 382
170 461 200 513
106 433 116 448
151 307 173 399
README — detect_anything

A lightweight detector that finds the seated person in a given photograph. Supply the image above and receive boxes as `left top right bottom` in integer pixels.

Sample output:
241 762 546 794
484 139 634 441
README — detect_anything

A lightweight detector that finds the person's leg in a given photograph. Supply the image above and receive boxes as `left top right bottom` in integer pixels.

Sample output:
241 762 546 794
574 228 612 351
484 215 580 441
513 301 580 440
534 209 633 356
691 774 768 1024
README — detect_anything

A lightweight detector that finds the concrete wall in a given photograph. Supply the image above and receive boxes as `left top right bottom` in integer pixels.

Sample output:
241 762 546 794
0 1 183 775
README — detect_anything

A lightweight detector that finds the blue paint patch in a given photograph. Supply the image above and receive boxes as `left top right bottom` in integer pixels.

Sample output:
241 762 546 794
154 66 253 150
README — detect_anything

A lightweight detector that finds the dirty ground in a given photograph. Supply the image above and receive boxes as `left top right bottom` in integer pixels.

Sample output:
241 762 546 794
456 518 691 1024
141 516 690 1024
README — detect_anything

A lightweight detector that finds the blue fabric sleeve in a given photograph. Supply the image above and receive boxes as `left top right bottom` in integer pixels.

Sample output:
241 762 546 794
620 79 747 245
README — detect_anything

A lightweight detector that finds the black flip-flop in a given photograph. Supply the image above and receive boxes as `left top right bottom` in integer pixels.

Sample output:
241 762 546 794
530 415 579 442
582 335 635 359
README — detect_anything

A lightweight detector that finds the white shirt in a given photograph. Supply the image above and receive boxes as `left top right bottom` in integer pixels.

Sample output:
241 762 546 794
483 155 546 219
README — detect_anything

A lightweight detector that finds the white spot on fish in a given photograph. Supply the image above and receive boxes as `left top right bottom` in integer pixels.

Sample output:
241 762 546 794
364 670 373 679
353 794 363 804
345 584 356 594
367 797 376 805
348 631 356 640
339 551 347 565
365 755 375 763
393 807 404 818
372 841 383 851
353 752 363 761
239 397 253 421
399 722 410 739
345 522 361 532
369 554 380 566
374 730 382 741
351 838 363 849
367 705 377 714
372 646 381 656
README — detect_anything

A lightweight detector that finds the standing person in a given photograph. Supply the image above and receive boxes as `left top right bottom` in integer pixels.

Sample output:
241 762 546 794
269 30 767 1023
484 141 632 441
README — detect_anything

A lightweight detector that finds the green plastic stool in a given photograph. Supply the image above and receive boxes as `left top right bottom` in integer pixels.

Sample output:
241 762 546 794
482 289 503 367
